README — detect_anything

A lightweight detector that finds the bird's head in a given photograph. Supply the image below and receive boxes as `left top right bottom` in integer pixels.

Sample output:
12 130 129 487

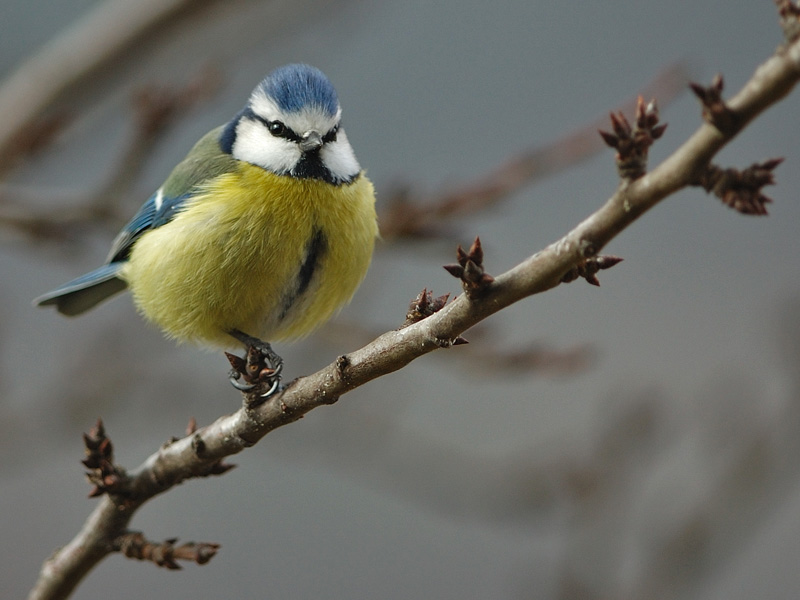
221 64 360 185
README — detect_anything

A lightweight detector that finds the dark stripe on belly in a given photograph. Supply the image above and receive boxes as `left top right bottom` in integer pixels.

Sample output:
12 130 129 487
279 228 326 320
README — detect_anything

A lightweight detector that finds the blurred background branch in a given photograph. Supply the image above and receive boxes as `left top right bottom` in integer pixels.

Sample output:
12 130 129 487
0 0 207 171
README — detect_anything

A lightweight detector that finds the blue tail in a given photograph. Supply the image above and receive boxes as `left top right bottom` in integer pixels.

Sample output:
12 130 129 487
34 263 127 316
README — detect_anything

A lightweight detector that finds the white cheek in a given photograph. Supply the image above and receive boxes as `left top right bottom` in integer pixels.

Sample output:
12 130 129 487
232 119 299 173
321 131 361 181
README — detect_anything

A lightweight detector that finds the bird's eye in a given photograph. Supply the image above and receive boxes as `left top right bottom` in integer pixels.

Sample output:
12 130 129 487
322 124 339 144
267 121 287 137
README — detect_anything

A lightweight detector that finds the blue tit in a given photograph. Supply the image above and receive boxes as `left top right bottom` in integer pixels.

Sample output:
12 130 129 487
35 64 378 392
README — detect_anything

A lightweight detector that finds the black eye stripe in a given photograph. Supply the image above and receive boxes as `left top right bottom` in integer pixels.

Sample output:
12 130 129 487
322 124 339 144
250 114 300 142
249 112 339 145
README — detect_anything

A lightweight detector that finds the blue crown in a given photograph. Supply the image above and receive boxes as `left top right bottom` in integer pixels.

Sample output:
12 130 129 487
259 64 339 116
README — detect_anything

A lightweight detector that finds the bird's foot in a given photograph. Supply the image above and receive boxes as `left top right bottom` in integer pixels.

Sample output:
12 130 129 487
225 330 284 399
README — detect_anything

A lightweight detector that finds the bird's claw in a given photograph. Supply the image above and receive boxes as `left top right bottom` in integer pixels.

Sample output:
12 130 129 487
226 359 283 398
228 370 281 396
228 370 256 391
224 331 285 399
260 377 281 398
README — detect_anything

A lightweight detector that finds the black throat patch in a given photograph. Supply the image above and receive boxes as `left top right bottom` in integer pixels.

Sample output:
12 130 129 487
292 149 334 183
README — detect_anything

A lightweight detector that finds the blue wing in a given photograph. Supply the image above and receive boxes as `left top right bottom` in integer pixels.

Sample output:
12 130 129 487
35 125 233 317
106 189 190 262
34 188 191 316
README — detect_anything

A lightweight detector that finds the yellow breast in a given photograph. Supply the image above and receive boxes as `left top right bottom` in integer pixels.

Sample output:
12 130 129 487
122 163 377 348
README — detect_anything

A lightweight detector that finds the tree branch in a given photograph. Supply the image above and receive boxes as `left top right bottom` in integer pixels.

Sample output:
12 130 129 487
28 21 800 600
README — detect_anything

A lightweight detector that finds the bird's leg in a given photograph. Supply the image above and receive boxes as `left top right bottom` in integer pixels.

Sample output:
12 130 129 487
225 329 284 397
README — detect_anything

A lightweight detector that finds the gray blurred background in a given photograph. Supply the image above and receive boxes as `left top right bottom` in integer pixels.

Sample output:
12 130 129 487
3 1 800 598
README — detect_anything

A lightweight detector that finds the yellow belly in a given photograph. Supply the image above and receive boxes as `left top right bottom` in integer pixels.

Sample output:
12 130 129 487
122 164 377 348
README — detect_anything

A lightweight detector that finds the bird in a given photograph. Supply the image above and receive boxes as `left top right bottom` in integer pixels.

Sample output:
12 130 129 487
35 64 378 395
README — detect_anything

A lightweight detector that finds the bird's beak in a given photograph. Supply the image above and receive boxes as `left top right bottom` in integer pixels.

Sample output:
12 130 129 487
299 131 323 152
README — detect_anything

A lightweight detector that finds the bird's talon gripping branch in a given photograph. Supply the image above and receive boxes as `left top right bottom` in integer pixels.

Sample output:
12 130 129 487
225 329 284 398
259 378 282 398
226 359 283 397
227 369 256 392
